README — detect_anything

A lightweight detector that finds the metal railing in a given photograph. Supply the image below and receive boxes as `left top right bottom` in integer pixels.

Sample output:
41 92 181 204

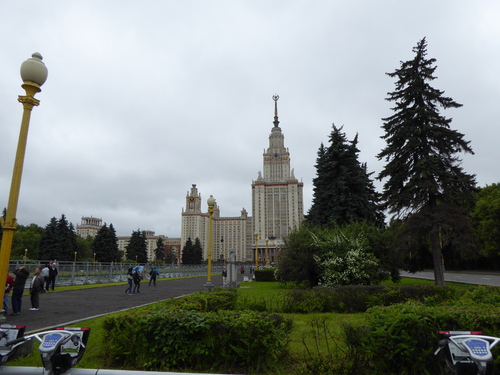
8 261 223 288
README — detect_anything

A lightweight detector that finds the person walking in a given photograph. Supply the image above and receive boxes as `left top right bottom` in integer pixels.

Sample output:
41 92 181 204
148 267 158 287
124 267 133 295
132 268 141 294
3 273 14 316
222 267 227 286
11 266 29 316
41 263 50 292
29 267 44 311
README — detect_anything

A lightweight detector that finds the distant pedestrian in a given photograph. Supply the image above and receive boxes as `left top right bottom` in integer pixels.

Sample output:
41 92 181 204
11 266 29 316
49 262 58 291
222 267 227 286
29 267 44 311
132 268 142 293
124 267 133 295
4 273 14 316
148 267 158 287
240 265 245 275
41 263 50 291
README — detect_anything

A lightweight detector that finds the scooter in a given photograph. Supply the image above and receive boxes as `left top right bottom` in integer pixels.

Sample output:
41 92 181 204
0 324 33 365
435 330 500 375
1 326 90 375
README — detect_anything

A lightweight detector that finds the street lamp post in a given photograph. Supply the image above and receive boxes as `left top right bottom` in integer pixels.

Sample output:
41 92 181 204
0 53 48 320
254 232 259 271
265 237 269 269
204 195 216 290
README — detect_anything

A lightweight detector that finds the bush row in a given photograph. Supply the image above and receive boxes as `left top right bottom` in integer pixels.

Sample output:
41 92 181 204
255 268 276 281
280 284 454 313
320 286 500 374
102 289 292 373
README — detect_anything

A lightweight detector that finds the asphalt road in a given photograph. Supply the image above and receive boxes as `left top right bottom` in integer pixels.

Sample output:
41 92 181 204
4 271 499 334
400 271 500 286
3 275 224 334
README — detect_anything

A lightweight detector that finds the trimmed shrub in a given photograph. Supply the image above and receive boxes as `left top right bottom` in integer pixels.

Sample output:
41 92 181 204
255 268 275 281
102 308 292 372
153 287 238 312
281 285 455 313
350 302 500 374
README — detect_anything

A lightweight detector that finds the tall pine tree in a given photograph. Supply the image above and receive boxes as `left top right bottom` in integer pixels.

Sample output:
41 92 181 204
39 214 78 261
92 223 119 262
307 125 383 227
181 237 194 264
192 237 203 264
378 37 476 285
125 230 148 263
154 237 165 262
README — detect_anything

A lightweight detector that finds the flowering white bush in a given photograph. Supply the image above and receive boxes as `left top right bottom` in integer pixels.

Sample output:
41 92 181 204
312 227 380 286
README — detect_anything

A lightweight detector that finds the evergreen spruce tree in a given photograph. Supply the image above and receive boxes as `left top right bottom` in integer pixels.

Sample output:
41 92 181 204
164 246 177 264
193 237 203 264
307 125 384 227
92 223 119 262
107 224 120 261
181 237 194 264
39 217 60 260
378 37 476 285
125 230 148 263
57 215 74 260
154 237 165 262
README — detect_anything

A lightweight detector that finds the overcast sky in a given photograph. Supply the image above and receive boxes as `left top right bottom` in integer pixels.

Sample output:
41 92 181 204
1 1 499 237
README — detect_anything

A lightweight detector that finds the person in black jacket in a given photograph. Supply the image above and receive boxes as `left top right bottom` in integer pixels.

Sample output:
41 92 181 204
132 268 142 294
48 262 58 291
11 266 30 316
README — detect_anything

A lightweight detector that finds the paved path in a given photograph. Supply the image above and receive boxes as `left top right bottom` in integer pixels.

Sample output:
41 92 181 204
400 271 500 287
4 275 224 334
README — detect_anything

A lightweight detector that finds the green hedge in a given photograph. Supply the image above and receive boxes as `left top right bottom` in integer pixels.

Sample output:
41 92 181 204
255 268 276 281
359 302 500 374
102 294 292 372
281 285 454 313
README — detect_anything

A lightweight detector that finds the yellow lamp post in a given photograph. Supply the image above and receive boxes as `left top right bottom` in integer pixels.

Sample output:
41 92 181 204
204 195 216 290
254 232 259 271
265 237 269 269
0 53 48 320
23 249 28 265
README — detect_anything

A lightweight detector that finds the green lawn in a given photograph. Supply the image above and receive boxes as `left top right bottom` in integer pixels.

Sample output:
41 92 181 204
9 277 475 373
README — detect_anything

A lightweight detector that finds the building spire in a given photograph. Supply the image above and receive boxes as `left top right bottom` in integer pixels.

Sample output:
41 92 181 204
272 94 280 127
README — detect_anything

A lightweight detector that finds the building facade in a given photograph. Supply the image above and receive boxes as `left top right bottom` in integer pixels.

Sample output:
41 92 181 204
181 184 251 263
117 231 181 262
181 96 304 264
251 95 304 262
76 216 103 238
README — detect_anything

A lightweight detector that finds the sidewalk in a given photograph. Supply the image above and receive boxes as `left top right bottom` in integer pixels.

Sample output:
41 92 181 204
400 271 500 286
4 275 224 334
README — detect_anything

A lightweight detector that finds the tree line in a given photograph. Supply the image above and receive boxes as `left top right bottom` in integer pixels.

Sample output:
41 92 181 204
277 37 496 286
0 212 176 263
2 38 499 284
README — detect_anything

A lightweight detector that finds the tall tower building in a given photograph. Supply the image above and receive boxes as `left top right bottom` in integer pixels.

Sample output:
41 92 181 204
180 95 304 265
251 95 304 261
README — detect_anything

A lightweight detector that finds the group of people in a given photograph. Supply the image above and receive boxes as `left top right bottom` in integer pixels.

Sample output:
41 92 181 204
40 262 58 292
3 262 58 316
124 267 159 295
